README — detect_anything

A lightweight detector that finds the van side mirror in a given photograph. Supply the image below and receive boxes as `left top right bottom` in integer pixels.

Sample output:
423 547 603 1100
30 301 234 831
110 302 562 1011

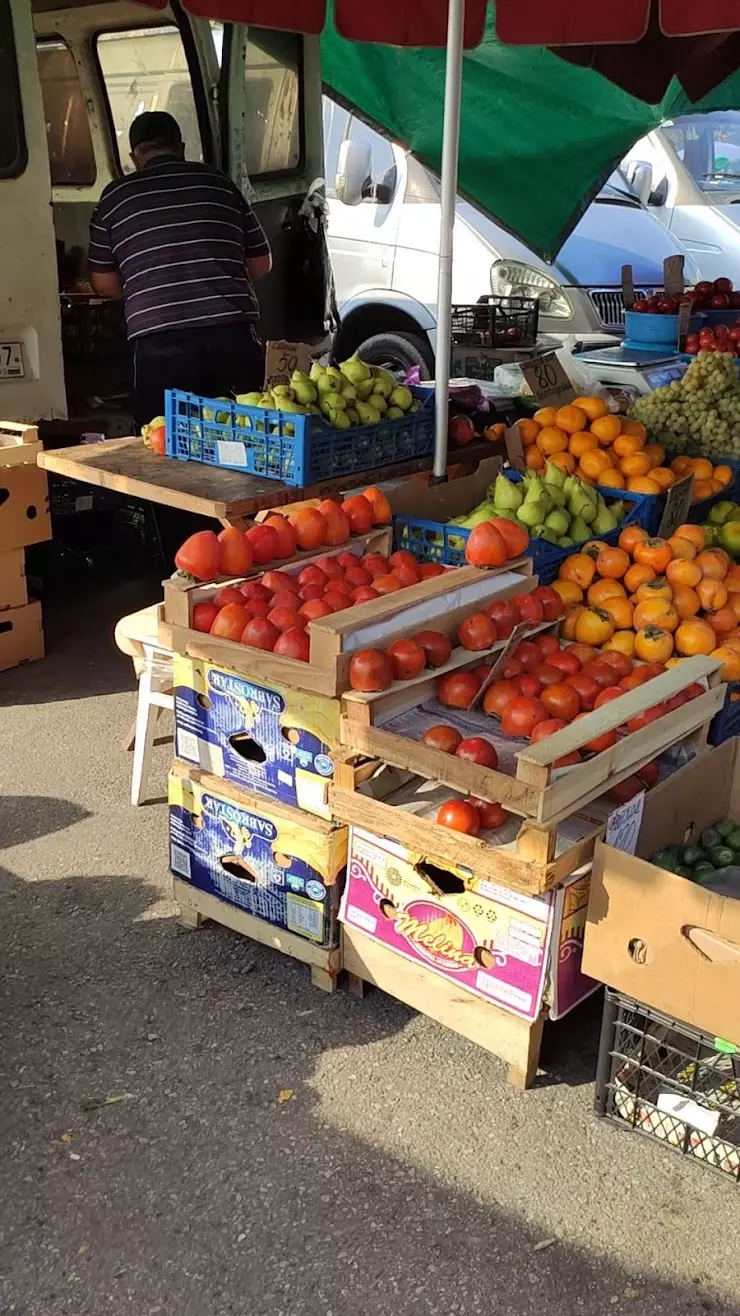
336 140 372 206
630 161 654 206
650 176 668 207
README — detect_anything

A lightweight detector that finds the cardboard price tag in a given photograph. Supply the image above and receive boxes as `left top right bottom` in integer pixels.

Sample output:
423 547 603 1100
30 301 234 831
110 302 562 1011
621 264 636 310
521 353 575 409
264 340 312 390
663 254 685 299
605 789 646 856
504 424 525 473
657 474 693 540
469 620 530 711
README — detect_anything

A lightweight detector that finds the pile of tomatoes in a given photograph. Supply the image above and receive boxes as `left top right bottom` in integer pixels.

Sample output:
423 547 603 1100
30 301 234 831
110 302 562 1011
630 278 739 316
192 547 444 663
683 322 740 356
552 524 740 675
347 584 563 694
174 487 393 583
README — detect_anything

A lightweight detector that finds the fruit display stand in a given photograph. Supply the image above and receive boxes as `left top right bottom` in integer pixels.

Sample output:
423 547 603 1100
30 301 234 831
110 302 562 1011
0 422 50 672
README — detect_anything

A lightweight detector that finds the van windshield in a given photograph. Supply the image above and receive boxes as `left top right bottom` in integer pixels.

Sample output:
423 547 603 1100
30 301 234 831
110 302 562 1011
663 112 740 193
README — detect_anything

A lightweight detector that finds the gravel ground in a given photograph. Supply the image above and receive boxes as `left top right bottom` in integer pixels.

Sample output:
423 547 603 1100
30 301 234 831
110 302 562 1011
2 579 740 1316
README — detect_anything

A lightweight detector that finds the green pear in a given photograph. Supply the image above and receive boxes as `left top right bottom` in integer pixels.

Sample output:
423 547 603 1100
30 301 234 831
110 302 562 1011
371 394 388 414
308 404 322 416
292 380 318 406
524 476 546 504
316 374 341 396
291 369 312 388
320 393 347 417
370 371 394 399
547 487 566 509
325 365 343 382
339 352 371 385
493 474 523 512
339 380 358 401
592 506 618 535
356 401 382 425
389 385 413 411
309 361 326 382
356 378 376 400
544 460 566 490
236 391 264 407
148 414 166 429
544 509 570 537
346 407 360 425
272 384 294 399
258 393 275 408
332 410 352 430
558 536 575 548
386 406 404 419
517 500 547 528
570 515 591 543
274 397 304 413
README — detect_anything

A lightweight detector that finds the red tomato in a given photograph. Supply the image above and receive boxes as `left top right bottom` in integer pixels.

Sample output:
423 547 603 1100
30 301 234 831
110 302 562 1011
243 599 271 620
501 696 548 738
532 663 563 688
541 683 581 722
217 526 253 576
349 648 394 692
298 584 325 602
485 599 518 638
639 760 660 787
262 514 297 559
598 650 633 680
530 585 563 621
547 650 582 678
458 612 498 651
514 594 545 627
245 523 279 565
420 562 446 579
298 564 327 590
572 711 618 754
175 530 221 580
261 570 299 595
438 670 481 709
352 586 380 603
192 601 219 633
564 643 596 666
534 633 560 660
467 799 509 830
565 673 601 711
241 618 279 650
269 590 301 613
372 573 405 595
482 679 520 718
501 658 524 680
314 554 346 580
267 606 305 633
213 585 245 608
360 553 389 579
593 686 624 710
414 630 453 669
240 580 271 603
455 737 498 768
341 494 375 535
609 776 644 805
344 565 372 588
529 717 567 743
388 550 421 585
512 640 541 671
273 628 310 661
582 661 620 690
513 674 543 699
210 603 248 641
387 639 427 681
436 800 481 835
627 705 667 733
298 599 334 622
421 724 463 753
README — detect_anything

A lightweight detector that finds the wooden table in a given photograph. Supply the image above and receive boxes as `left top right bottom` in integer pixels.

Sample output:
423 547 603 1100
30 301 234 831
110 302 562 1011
38 436 441 528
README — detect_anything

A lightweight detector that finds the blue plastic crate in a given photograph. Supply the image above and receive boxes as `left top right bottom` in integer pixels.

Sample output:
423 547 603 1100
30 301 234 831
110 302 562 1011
165 387 434 487
393 474 651 584
709 681 740 746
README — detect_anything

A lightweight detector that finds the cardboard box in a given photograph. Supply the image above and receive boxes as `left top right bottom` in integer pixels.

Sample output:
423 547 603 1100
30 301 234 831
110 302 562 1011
340 827 597 1021
0 462 51 553
0 548 27 610
172 654 340 818
388 454 502 524
584 739 740 1044
0 600 43 672
168 765 347 948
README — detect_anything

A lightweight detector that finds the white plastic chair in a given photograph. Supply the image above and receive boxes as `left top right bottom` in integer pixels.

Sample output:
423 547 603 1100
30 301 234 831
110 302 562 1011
114 604 174 805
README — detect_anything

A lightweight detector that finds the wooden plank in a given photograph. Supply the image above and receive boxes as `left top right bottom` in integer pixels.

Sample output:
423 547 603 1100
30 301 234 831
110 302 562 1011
171 762 339 836
172 878 342 990
0 424 42 466
160 620 341 696
341 925 545 1088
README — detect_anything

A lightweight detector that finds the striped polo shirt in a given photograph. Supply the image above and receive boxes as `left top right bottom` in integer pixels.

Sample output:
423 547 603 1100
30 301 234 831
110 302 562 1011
88 157 270 340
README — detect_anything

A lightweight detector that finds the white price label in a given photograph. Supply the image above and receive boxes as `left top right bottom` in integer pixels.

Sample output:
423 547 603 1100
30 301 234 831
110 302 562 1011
605 790 646 855
215 440 248 468
0 342 23 379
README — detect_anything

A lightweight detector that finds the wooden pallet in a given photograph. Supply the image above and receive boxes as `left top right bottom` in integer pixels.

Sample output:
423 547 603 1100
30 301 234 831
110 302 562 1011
342 924 546 1089
173 877 342 992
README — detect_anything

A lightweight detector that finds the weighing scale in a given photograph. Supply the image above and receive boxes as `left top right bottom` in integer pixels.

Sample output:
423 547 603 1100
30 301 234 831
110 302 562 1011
573 344 688 399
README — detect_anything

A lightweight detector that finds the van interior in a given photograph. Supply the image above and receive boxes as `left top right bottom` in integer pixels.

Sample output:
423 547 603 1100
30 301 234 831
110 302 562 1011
6 0 330 439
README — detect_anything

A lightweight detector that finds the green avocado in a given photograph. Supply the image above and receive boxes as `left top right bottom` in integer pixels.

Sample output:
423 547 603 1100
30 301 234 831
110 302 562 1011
715 819 736 840
701 827 721 851
693 861 717 881
651 850 679 871
727 827 740 852
708 845 735 868
675 865 695 878
680 845 705 868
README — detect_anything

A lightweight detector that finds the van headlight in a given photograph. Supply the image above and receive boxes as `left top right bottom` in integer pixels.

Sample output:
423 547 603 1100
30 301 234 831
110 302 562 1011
490 260 574 319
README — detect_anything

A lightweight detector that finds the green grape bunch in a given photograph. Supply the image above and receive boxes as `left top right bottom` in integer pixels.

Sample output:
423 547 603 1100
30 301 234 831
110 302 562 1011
629 351 740 458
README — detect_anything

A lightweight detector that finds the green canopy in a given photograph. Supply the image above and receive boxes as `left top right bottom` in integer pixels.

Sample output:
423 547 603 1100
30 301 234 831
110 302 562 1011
321 15 740 262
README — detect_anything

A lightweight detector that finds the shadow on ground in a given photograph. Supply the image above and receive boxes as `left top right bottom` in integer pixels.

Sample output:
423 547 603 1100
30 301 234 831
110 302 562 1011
1 863 736 1316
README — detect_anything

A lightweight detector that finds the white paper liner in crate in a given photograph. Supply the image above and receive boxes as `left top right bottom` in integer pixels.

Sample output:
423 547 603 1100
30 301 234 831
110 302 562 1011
342 569 526 654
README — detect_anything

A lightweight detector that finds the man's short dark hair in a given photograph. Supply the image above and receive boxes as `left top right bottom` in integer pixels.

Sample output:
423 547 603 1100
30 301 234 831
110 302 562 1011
129 111 182 154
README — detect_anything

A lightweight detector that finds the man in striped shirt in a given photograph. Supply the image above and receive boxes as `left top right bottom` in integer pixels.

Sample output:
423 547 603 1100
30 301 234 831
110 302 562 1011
88 111 272 430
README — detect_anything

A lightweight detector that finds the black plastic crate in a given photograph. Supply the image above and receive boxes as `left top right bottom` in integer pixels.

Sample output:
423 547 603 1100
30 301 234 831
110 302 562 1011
60 296 127 364
595 989 740 1182
450 295 539 348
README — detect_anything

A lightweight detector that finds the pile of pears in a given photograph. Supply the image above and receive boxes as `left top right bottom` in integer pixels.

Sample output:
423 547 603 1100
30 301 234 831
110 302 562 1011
235 355 418 432
490 465 628 546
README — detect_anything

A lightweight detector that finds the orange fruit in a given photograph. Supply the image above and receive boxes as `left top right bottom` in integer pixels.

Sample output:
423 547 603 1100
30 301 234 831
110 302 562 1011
559 553 596 589
572 396 608 421
692 479 716 501
713 464 734 488
618 525 649 555
613 433 645 459
634 626 674 664
690 457 713 481
596 546 630 579
674 618 717 657
666 558 701 588
710 645 740 681
602 595 633 630
547 450 576 474
627 476 662 494
598 469 625 490
648 467 675 490
707 606 737 636
517 417 540 446
561 604 585 641
568 431 599 458
590 414 622 445
666 534 697 562
579 449 613 481
620 452 652 479
671 456 693 476
621 419 648 441
724 565 740 593
536 425 569 455
624 563 655 594
533 407 557 428
671 584 701 619
697 578 728 611
555 404 588 434
635 576 673 603
696 549 730 580
633 598 679 632
674 523 704 551
524 446 545 471
574 606 616 647
605 629 636 658
587 578 626 607
644 444 665 468
552 579 584 608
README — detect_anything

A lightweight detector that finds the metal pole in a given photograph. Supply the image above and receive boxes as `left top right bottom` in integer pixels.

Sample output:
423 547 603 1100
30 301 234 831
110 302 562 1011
433 0 465 478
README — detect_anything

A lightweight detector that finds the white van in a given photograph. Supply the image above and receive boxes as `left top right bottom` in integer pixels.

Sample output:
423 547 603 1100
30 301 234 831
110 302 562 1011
0 0 329 429
623 112 740 287
323 97 700 377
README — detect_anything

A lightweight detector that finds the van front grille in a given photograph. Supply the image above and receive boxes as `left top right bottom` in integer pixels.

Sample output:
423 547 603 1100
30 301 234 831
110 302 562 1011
588 287 659 330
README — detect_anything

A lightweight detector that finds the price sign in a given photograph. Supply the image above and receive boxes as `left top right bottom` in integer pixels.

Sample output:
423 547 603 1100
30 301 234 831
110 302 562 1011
605 789 646 855
663 253 685 298
521 352 575 409
264 340 312 390
469 620 530 710
657 474 693 540
621 264 636 310
676 301 692 347
504 424 525 473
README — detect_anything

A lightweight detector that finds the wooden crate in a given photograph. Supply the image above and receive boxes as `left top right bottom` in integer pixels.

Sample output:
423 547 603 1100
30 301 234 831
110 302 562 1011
0 422 51 553
0 548 27 610
173 877 343 992
160 555 532 699
0 600 44 672
340 655 724 828
342 924 545 1089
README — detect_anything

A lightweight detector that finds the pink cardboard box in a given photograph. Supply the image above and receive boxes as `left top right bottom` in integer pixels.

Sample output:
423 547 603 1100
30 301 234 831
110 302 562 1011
340 827 597 1021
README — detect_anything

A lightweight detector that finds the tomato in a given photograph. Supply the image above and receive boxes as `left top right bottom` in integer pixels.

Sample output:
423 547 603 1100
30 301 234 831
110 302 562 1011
512 640 541 670
273 628 310 661
210 602 248 641
458 612 498 651
420 562 446 579
437 670 481 709
467 799 509 830
482 679 519 718
267 606 305 633
362 486 392 525
565 673 600 711
298 598 335 622
344 565 372 589
341 495 375 535
298 584 324 602
608 776 645 805
414 630 453 669
361 553 390 579
175 530 221 580
639 761 660 787
501 696 548 738
547 649 582 678
315 499 351 546
240 580 271 603
627 705 667 733
245 523 279 565
372 573 405 595
541 683 581 722
217 526 253 576
270 591 302 614
486 599 518 638
530 585 563 621
298 564 327 591
243 599 271 620
455 737 498 768
564 643 597 667
262 514 297 559
597 650 633 680
514 594 545 627
213 585 245 608
422 724 463 753
436 800 481 835
582 661 621 690
387 639 426 681
529 717 567 743
352 586 380 603
534 633 560 660
512 674 541 699
501 658 524 680
572 713 618 754
388 550 422 584
464 522 508 568
291 508 327 551
241 617 279 650
192 601 219 633
593 686 624 710
349 648 394 692
148 424 167 454
261 570 299 595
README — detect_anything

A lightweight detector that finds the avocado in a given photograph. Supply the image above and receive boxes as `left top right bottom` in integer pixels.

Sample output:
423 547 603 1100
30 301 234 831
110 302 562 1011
680 845 705 868
701 827 721 851
708 845 735 868
675 865 695 877
728 827 740 852
693 861 717 881
715 819 736 840
651 850 680 871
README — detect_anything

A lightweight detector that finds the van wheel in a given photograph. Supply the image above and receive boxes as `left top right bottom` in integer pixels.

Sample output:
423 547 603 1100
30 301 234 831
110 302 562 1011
355 332 434 379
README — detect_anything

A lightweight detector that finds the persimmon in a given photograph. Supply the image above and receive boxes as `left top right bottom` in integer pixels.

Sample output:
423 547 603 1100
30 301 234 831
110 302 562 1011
361 486 392 525
574 607 615 647
458 612 498 651
483 680 520 719
604 629 636 658
602 596 634 630
666 558 701 588
438 670 481 708
436 801 481 836
587 578 626 608
634 626 674 664
548 649 583 677
674 524 704 551
635 576 673 603
490 518 530 559
291 507 327 551
561 605 585 641
422 725 463 753
696 578 728 612
595 546 630 579
559 553 596 589
666 534 697 562
315 499 351 545
711 645 740 681
501 696 549 738
674 618 717 657
341 495 375 535
695 549 730 581
633 538 673 573
541 683 581 722
349 648 394 691
553 580 584 608
598 650 634 680
464 522 508 568
724 566 740 594
624 563 655 594
565 642 597 666
633 599 678 632
671 584 701 619
573 712 618 754
618 525 650 555
387 639 427 681
564 673 601 711
706 606 737 636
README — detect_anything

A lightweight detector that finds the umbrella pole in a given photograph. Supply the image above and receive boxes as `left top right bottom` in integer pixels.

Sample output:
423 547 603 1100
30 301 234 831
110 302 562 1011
433 0 465 478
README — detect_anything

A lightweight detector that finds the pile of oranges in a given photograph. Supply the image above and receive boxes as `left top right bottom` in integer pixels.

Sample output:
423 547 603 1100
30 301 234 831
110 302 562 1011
551 524 740 679
517 397 734 498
